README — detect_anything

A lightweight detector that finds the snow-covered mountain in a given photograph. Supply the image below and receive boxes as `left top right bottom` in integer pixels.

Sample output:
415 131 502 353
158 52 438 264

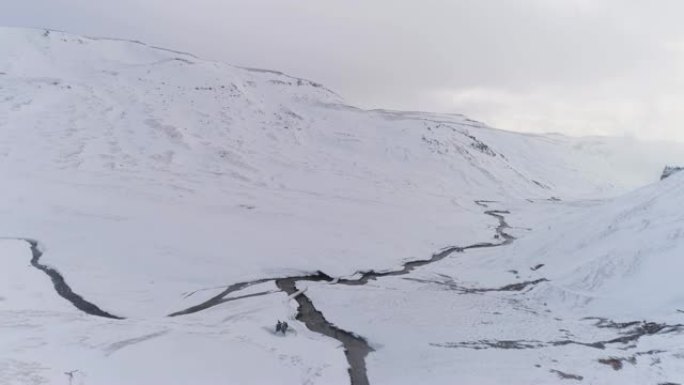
1 27 684 385
322 172 684 385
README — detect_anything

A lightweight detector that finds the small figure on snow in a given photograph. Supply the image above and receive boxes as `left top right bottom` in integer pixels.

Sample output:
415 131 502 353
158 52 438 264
64 370 79 385
276 320 283 333
281 321 289 334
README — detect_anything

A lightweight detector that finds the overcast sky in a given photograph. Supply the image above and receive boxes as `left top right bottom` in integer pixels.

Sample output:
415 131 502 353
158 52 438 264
3 0 683 141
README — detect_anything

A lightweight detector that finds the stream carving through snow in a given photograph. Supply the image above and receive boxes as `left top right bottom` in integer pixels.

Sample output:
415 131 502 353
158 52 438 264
169 201 516 385
9 201 516 385
10 238 123 319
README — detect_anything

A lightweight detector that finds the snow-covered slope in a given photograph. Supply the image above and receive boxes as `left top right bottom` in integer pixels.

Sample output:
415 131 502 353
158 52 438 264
526 172 684 317
2 27 684 385
433 171 684 317
303 174 684 385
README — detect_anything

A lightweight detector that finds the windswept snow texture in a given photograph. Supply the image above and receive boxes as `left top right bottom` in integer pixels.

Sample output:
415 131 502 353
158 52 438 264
2 27 684 384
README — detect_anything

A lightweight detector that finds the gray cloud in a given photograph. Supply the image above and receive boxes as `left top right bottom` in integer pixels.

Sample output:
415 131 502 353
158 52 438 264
2 0 683 141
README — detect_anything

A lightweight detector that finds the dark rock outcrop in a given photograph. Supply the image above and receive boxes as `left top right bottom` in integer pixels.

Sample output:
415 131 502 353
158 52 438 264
661 166 684 180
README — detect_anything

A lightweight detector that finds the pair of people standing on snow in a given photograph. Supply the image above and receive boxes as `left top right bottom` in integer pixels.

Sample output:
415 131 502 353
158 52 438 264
276 320 289 335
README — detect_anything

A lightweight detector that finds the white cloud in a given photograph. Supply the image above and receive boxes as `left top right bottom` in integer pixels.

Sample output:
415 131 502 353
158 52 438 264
1 0 683 142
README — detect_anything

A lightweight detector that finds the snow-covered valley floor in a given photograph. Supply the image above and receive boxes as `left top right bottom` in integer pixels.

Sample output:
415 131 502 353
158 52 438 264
2 27 684 384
